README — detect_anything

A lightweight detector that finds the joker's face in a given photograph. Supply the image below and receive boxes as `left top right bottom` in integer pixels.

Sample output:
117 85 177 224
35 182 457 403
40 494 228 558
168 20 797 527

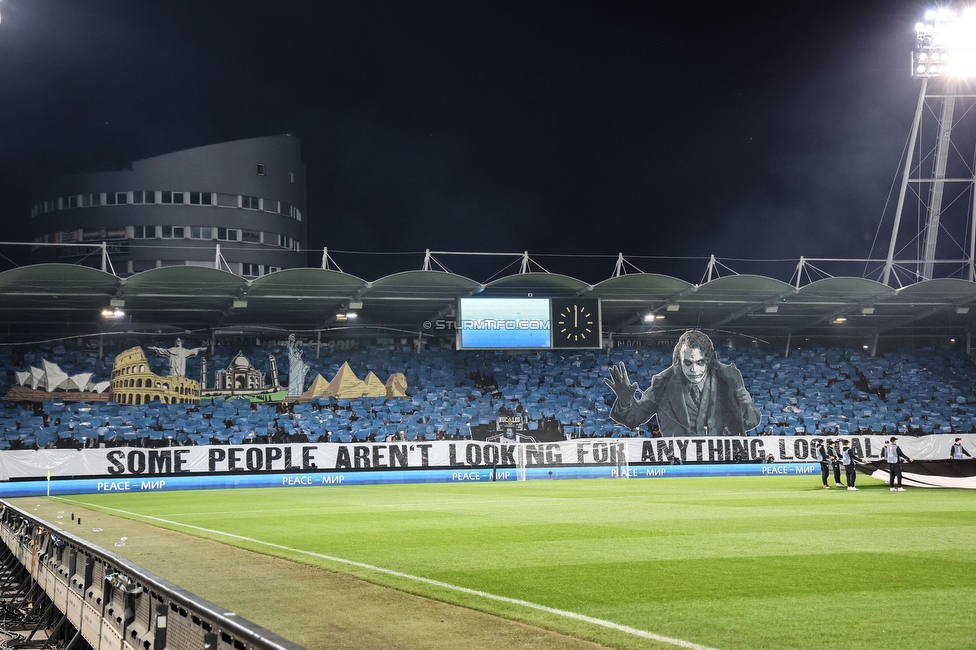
679 345 708 387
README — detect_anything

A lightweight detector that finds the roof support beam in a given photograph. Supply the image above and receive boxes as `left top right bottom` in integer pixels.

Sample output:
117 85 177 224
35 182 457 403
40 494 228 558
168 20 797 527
870 298 975 337
787 291 893 335
711 288 798 328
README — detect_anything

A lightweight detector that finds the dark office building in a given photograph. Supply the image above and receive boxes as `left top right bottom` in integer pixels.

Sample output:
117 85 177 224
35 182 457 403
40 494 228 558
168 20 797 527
28 136 307 277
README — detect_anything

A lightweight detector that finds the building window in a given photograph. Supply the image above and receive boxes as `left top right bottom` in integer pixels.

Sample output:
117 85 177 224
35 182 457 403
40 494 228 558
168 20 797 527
216 193 237 207
161 191 172 204
242 263 261 277
257 164 266 176
69 195 79 208
217 228 239 241
172 192 185 204
267 266 280 274
161 226 185 238
131 225 156 239
133 191 155 204
262 199 278 213
116 192 129 204
278 234 292 249
189 191 213 205
189 226 213 239
242 196 259 210
241 230 261 243
280 202 292 217
106 193 116 205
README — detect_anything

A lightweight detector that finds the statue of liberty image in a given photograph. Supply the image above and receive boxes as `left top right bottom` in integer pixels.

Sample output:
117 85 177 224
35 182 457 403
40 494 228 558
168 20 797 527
148 338 207 378
286 334 309 397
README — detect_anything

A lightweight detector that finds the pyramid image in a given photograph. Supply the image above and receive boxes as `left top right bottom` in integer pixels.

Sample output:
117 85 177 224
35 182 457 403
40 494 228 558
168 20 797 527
363 372 387 398
296 363 408 402
328 362 368 398
302 374 333 400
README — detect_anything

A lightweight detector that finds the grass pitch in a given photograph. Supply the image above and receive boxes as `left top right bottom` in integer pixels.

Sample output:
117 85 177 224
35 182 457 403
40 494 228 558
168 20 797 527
14 475 976 650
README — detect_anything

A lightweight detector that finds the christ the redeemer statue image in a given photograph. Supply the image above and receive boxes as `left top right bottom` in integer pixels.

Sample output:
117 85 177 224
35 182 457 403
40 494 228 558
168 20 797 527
148 338 207 378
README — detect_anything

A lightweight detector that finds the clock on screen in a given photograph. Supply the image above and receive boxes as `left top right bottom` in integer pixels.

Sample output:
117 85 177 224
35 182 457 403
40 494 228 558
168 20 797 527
550 298 600 348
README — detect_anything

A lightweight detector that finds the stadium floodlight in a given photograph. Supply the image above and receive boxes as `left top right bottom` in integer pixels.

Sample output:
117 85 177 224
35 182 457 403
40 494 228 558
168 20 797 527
883 7 976 285
913 7 976 78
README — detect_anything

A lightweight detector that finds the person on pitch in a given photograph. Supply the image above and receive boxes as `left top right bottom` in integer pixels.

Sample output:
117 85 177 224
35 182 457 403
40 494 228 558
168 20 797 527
827 439 845 487
949 438 972 461
884 436 912 491
841 439 862 490
605 330 761 437
814 438 831 488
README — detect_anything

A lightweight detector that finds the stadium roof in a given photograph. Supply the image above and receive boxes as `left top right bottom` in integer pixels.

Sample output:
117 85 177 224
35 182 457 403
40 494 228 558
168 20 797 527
0 264 974 344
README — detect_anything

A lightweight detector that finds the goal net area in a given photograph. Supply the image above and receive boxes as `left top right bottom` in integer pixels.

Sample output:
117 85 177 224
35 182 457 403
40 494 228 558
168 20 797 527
485 439 629 481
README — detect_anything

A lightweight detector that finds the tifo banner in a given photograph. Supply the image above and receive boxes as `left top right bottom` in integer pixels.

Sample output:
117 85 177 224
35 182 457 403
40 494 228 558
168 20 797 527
0 435 972 482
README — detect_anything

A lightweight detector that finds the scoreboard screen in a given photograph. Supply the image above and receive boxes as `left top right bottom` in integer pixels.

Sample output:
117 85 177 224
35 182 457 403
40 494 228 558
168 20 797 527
456 297 600 350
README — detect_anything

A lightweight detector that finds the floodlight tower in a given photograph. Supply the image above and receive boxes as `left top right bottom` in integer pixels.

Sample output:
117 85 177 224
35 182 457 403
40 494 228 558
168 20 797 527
882 7 976 285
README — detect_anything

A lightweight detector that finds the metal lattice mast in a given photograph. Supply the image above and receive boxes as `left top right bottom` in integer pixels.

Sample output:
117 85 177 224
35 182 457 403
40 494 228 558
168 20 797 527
920 79 957 280
883 8 976 285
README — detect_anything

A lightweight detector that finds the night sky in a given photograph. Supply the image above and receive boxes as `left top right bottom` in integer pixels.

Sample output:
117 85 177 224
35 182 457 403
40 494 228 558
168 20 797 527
0 0 926 282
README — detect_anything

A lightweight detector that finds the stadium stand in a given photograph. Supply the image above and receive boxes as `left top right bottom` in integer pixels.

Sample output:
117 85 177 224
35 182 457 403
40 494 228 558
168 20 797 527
0 341 974 449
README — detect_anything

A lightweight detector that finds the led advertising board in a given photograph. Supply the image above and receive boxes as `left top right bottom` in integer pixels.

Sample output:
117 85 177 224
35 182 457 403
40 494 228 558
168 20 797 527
456 297 600 349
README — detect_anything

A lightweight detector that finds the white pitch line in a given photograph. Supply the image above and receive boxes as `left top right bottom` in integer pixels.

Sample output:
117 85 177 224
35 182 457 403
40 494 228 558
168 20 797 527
68 498 576 519
72 489 808 519
55 497 720 650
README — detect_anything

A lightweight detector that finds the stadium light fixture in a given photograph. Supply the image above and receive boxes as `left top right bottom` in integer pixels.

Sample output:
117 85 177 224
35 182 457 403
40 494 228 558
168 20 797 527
101 308 125 318
886 6 976 285
913 7 976 78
